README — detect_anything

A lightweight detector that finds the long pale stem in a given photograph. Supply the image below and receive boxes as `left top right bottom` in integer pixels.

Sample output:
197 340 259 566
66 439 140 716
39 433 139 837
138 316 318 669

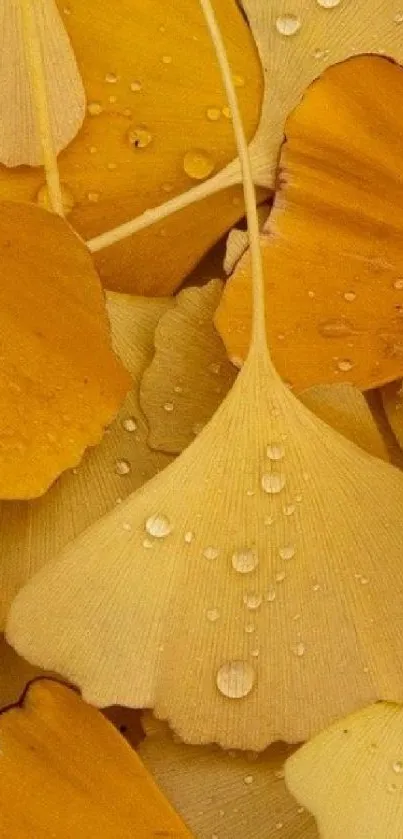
199 0 268 357
87 168 241 254
20 0 63 216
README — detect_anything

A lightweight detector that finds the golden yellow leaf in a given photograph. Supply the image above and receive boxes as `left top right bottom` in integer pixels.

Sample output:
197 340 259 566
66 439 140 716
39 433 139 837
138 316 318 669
285 702 403 839
139 714 318 839
0 0 263 294
0 292 174 628
0 679 192 838
7 0 403 751
0 0 85 167
216 55 403 391
0 201 129 499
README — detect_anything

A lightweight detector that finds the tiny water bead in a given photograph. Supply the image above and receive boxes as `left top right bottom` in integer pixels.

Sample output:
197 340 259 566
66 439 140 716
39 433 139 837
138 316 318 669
161 54 173 64
261 472 286 494
279 544 295 561
203 546 220 560
127 125 152 149
163 402 174 412
36 182 75 215
130 81 142 92
266 443 285 461
122 417 137 432
292 642 306 657
275 14 301 36
216 660 255 698
232 548 258 574
184 531 194 544
393 278 403 289
87 191 100 203
344 291 356 302
222 106 232 119
265 588 276 602
206 608 220 622
115 459 131 476
337 358 354 372
394 12 403 23
145 514 172 538
316 0 341 6
243 775 254 785
87 101 103 116
206 107 221 121
392 760 403 773
283 503 296 516
318 318 354 338
183 149 215 180
105 72 118 83
243 593 262 610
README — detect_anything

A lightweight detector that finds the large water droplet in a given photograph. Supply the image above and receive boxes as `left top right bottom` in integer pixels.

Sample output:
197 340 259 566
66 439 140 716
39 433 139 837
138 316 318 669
203 546 219 560
115 459 131 476
243 593 262 610
261 472 286 494
36 182 75 215
275 14 301 35
183 149 215 180
145 514 172 538
216 660 255 698
231 548 258 574
127 125 152 149
318 318 354 338
266 443 285 461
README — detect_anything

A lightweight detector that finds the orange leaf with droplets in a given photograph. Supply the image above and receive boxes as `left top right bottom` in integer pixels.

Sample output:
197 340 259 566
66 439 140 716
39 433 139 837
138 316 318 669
216 56 403 391
0 0 263 295
0 201 130 499
0 679 192 838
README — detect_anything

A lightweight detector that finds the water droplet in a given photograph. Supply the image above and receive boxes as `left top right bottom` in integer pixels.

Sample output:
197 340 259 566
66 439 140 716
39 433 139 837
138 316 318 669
161 54 172 64
87 191 100 203
265 588 276 602
115 459 131 475
222 106 232 119
143 538 154 549
203 546 219 560
244 623 255 634
145 514 172 538
183 149 215 180
206 608 220 622
394 278 403 289
319 318 354 338
243 774 254 785
233 74 245 87
87 101 103 116
105 72 118 83
279 544 295 561
266 443 285 461
127 125 152 149
261 473 286 494
394 12 403 23
393 760 403 773
292 642 305 657
184 531 194 543
337 358 354 372
243 593 262 610
122 417 137 432
316 0 341 6
163 402 174 412
216 660 255 698
275 571 286 583
275 14 301 35
283 503 296 516
122 522 132 532
251 648 259 658
36 182 75 215
275 823 284 831
344 291 356 302
107 162 117 170
206 107 221 121
232 548 258 574
192 421 205 435
130 80 142 92
387 783 398 793
108 94 117 104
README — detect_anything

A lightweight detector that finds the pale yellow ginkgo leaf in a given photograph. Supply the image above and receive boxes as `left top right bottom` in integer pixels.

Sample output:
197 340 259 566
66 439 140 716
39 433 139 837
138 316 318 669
223 203 271 275
285 702 403 839
139 713 318 839
7 0 403 751
0 293 174 628
224 0 403 188
1 0 85 167
140 280 237 454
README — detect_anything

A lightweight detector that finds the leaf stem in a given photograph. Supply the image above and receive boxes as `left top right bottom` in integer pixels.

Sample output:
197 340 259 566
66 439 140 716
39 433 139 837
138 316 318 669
86 168 241 254
19 0 64 216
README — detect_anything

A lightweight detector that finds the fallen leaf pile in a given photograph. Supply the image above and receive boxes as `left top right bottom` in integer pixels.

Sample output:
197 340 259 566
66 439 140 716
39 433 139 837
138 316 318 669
2 2 403 838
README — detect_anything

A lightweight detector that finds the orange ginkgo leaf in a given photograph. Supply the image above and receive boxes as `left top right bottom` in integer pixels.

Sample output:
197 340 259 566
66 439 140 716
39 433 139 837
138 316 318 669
0 635 44 709
0 0 263 295
0 201 130 499
0 679 192 838
216 55 403 392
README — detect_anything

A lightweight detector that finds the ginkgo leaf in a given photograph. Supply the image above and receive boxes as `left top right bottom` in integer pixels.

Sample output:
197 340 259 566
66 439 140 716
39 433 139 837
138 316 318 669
0 635 43 709
227 0 403 188
140 281 390 460
7 4 403 749
367 387 403 468
0 201 130 499
216 55 403 391
0 679 192 838
0 291 174 627
139 714 318 839
223 203 271 275
0 0 263 294
285 702 403 839
0 0 85 167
